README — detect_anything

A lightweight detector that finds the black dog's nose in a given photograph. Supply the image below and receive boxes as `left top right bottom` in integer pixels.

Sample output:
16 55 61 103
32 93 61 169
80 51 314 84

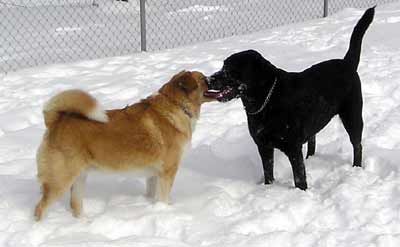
208 70 225 89
211 70 225 79
205 76 211 85
207 74 219 88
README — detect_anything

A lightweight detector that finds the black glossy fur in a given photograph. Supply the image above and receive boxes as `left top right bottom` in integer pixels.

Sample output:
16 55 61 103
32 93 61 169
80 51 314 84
208 7 375 190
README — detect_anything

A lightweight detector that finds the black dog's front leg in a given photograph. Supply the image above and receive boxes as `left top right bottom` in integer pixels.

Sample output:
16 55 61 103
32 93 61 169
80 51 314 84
286 146 307 190
256 144 274 184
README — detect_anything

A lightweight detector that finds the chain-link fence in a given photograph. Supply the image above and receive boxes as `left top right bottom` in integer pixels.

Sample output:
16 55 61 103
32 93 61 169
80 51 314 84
145 0 324 51
0 0 395 72
0 0 140 72
327 0 395 15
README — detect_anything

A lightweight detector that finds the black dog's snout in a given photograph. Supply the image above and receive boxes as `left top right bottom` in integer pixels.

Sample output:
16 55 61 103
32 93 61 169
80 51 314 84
208 75 216 87
211 70 225 80
208 70 226 90
204 76 211 86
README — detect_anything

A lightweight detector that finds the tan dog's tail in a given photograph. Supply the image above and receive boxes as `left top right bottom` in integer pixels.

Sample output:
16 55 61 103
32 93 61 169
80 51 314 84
43 89 108 128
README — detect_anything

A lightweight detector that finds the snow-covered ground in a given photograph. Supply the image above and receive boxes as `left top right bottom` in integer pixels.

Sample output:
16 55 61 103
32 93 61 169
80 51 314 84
1 2 400 246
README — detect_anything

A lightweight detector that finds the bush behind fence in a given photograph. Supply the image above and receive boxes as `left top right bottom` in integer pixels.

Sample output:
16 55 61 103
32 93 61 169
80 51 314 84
0 0 395 72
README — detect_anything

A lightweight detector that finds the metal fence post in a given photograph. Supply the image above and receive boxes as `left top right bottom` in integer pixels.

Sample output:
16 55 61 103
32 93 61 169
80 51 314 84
323 0 329 17
140 0 147 51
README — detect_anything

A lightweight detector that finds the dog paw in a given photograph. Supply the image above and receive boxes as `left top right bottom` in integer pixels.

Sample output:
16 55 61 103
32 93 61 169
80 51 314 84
295 182 308 191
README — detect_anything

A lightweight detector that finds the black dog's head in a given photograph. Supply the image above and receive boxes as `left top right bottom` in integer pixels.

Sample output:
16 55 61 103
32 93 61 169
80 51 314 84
205 50 272 102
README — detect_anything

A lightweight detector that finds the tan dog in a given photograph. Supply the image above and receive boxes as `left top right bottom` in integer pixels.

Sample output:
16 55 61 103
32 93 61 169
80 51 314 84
34 71 214 221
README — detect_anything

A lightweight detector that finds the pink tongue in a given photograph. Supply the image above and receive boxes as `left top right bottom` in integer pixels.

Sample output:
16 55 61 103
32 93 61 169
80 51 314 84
204 91 222 99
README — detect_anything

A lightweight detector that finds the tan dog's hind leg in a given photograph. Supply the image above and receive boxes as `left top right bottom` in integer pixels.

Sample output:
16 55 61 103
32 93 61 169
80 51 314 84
70 171 87 218
34 152 85 221
34 180 74 221
35 182 57 221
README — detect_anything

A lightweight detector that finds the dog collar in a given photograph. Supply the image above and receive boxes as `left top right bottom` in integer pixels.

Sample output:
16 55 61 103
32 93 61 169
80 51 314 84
159 92 193 119
181 105 193 118
246 77 277 116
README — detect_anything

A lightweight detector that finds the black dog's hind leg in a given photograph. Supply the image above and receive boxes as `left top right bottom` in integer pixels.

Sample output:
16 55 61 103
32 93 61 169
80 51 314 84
287 145 307 190
257 144 274 184
339 79 363 167
306 135 316 159
340 111 363 167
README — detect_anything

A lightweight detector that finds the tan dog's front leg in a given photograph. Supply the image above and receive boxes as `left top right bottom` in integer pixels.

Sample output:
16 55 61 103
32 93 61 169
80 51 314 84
146 176 158 199
155 168 178 204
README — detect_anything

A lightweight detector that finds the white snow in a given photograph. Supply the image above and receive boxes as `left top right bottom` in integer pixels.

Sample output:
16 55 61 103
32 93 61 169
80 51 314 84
1 3 400 247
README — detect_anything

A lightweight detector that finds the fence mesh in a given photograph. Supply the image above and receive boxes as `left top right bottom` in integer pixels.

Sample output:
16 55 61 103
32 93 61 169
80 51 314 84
145 0 323 51
0 0 396 72
328 0 394 15
0 0 140 72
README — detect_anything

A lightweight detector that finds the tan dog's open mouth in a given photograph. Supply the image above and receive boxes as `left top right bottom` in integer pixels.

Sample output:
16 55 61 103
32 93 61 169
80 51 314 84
204 86 234 102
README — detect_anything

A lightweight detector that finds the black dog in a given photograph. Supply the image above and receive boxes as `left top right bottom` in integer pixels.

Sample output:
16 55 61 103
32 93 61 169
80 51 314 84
205 7 375 190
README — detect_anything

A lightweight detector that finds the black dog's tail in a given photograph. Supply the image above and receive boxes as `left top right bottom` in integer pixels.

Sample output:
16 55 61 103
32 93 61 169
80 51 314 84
344 6 375 71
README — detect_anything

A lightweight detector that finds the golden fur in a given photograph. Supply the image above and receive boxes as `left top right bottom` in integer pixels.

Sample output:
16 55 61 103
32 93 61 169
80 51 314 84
34 71 214 221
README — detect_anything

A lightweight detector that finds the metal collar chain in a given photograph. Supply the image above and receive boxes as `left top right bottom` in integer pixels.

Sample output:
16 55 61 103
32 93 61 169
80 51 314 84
246 77 277 116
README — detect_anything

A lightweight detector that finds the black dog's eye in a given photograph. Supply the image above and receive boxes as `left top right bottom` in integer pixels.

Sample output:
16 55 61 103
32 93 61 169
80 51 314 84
224 69 233 78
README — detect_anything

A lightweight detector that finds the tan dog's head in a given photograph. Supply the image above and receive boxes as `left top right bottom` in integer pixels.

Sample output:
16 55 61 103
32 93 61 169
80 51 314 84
159 71 216 106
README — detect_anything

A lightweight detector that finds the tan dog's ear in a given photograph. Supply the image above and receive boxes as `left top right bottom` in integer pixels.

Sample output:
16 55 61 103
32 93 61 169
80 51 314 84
170 70 187 81
178 72 198 94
